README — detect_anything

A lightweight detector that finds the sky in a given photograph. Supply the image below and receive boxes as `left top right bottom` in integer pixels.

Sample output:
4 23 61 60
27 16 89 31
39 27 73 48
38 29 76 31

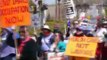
43 0 55 5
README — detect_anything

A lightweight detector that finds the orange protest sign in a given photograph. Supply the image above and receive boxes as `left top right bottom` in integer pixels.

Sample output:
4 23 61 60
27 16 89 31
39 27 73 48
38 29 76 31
65 37 99 58
0 0 31 28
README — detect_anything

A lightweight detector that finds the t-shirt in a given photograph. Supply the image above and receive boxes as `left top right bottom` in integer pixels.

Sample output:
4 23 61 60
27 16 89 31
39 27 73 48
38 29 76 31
95 28 107 42
57 41 66 52
41 33 54 51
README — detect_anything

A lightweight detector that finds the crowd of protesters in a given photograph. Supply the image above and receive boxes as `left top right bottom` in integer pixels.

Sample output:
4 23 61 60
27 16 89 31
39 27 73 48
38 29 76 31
0 25 66 60
0 18 107 60
66 18 107 60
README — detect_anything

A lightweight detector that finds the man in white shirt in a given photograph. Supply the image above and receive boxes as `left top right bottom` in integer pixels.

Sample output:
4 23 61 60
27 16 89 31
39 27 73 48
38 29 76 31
95 24 107 60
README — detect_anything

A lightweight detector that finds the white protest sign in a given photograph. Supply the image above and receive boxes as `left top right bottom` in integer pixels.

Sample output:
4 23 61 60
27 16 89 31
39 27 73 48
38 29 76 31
65 0 77 19
31 13 41 29
47 52 65 60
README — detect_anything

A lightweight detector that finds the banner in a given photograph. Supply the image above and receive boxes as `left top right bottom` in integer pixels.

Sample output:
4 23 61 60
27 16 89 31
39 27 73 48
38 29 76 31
0 0 31 28
65 37 99 58
47 52 65 60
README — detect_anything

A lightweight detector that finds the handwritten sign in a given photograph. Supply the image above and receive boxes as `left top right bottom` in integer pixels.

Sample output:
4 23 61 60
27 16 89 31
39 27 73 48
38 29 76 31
0 0 31 28
69 57 89 60
47 52 65 60
65 37 99 58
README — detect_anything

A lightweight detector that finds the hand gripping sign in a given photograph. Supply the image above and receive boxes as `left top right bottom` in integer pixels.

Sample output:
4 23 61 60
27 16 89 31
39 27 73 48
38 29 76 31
0 0 31 28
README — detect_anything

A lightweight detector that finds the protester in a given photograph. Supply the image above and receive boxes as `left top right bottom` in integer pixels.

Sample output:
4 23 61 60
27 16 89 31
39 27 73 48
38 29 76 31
55 33 66 52
0 28 16 60
37 25 55 51
68 20 80 38
6 26 41 60
98 21 107 60
94 23 107 60
18 26 42 60
95 25 107 42
37 25 55 60
69 27 89 60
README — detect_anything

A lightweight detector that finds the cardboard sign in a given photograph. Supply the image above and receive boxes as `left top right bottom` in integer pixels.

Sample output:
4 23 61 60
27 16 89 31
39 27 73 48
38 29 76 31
0 0 31 28
32 13 41 29
69 57 90 60
65 37 99 58
47 52 65 60
65 0 77 19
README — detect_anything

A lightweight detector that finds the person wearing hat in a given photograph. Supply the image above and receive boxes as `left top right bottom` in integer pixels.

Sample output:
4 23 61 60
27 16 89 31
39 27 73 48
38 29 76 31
37 25 55 60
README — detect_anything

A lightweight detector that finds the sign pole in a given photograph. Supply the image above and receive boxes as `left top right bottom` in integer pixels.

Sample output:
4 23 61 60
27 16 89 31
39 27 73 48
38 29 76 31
13 31 19 60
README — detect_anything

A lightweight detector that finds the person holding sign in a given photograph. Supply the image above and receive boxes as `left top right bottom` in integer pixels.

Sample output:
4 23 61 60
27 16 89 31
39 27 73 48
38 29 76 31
69 27 90 60
0 28 16 60
95 23 107 60
18 26 42 60
6 26 41 60
36 25 56 60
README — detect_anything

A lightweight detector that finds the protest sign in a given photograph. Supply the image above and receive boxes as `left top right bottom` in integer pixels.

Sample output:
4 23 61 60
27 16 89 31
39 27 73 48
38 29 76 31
47 52 65 60
65 37 99 58
0 0 31 28
32 13 41 29
65 0 77 19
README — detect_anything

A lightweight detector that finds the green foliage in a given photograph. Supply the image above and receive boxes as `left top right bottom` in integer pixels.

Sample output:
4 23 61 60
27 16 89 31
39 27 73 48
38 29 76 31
46 20 66 33
28 20 67 36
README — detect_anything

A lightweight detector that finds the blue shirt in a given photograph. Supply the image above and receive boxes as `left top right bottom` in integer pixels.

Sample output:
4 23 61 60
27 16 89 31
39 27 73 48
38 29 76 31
57 41 66 52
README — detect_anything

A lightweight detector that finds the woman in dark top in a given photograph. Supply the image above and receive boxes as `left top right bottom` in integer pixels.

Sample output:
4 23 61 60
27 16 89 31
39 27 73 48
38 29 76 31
74 28 84 37
72 27 91 60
